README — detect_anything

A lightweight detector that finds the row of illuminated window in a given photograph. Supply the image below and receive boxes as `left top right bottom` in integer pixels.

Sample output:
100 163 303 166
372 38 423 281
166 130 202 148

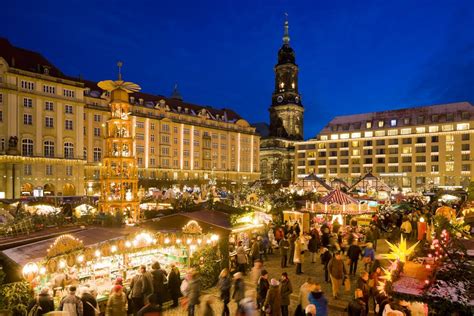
328 112 471 132
322 123 470 140
299 164 470 175
22 98 74 113
299 153 471 166
22 114 73 130
23 164 74 176
20 80 76 98
21 139 76 158
299 134 470 150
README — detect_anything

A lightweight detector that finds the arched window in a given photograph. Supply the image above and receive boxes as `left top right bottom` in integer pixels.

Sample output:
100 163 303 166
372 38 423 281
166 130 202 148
22 139 34 156
83 147 87 160
43 140 55 157
93 147 102 162
64 142 74 159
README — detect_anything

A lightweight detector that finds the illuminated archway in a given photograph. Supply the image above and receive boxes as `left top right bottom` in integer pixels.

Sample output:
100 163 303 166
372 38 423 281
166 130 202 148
21 183 33 196
43 183 56 196
62 183 76 196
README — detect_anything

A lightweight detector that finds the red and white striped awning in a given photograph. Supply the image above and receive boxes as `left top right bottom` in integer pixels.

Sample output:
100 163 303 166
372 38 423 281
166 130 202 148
320 189 358 205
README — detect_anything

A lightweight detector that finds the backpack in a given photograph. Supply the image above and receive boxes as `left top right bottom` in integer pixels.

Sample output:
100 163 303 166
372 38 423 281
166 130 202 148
27 298 42 316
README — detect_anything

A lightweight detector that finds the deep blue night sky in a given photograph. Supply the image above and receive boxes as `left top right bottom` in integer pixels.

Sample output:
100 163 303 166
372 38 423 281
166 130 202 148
3 0 474 138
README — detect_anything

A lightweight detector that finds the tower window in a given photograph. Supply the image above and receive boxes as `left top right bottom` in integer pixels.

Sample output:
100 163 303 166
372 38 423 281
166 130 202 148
291 82 295 89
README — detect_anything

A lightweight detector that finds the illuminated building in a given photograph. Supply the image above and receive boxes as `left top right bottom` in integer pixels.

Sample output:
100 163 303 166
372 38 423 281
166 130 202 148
295 102 474 192
0 38 260 198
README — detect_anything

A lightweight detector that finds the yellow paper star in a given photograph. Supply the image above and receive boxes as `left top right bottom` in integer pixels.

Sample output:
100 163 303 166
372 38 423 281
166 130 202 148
380 267 393 282
377 280 386 295
379 235 419 263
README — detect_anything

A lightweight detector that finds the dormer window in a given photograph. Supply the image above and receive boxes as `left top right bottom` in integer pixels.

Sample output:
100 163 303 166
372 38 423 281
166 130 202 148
291 82 295 89
403 117 410 125
279 82 284 89
378 120 384 127
390 119 397 126
366 121 372 129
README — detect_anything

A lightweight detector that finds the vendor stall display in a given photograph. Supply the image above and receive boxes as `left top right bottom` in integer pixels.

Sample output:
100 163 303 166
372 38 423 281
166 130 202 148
21 224 220 311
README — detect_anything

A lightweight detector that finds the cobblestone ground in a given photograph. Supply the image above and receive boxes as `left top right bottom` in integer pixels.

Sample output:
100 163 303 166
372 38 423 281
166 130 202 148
162 239 390 316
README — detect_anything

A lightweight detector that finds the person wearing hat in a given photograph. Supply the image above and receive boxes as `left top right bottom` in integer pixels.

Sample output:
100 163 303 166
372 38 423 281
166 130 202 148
27 287 54 316
307 284 328 316
257 270 269 314
59 285 84 316
106 285 127 316
232 272 246 314
264 279 281 316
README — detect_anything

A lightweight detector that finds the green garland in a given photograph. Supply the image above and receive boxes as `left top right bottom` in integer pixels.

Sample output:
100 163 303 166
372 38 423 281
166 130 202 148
0 281 33 316
191 245 221 289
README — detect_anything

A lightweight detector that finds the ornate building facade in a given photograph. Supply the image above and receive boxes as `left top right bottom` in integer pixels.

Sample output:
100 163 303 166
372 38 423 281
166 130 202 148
260 18 304 182
0 38 260 198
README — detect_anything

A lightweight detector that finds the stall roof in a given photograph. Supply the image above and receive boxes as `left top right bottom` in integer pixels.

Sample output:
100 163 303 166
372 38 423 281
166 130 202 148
143 210 232 233
1 227 138 266
320 189 358 205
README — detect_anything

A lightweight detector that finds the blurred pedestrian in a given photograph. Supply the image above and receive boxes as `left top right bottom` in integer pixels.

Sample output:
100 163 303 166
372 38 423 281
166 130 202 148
305 304 316 316
307 284 328 316
150 262 167 307
401 216 412 241
264 279 281 316
294 237 304 275
288 234 296 265
105 285 127 316
308 234 319 263
186 270 201 316
201 295 215 316
81 287 98 316
297 277 314 315
328 251 347 299
250 238 261 267
218 268 232 316
357 271 370 308
257 270 270 314
130 265 153 313
59 285 83 316
233 272 246 314
280 272 292 316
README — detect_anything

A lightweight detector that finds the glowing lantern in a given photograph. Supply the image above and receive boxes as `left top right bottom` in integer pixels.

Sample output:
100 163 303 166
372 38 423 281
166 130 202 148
22 262 39 282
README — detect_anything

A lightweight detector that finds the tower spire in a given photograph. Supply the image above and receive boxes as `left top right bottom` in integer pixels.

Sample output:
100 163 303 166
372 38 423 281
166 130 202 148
283 12 290 44
117 61 123 80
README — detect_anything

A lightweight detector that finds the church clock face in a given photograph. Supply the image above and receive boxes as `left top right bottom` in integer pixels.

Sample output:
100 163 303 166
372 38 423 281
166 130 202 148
277 95 283 103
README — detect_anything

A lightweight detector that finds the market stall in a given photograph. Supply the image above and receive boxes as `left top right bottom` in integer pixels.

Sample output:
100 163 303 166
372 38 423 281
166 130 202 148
18 225 220 312
295 173 332 194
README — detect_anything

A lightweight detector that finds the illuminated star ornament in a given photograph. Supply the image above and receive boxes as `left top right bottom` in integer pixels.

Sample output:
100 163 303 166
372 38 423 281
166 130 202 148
98 61 141 93
379 235 419 263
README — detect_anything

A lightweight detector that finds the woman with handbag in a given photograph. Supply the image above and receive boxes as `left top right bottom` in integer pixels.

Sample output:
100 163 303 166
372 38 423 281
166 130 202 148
264 279 281 316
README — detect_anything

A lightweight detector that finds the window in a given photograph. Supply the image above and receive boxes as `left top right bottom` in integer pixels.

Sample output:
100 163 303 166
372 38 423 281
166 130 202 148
402 157 411 163
402 166 411 172
136 133 144 140
462 144 470 151
45 101 54 111
0 93 3 103
462 154 470 161
389 148 398 154
429 126 439 133
446 113 454 121
93 127 101 137
161 135 170 144
431 165 439 172
417 116 424 124
329 143 337 149
402 138 412 144
45 117 54 128
93 114 101 122
416 137 426 143
446 144 454 152
402 147 412 154
431 114 439 122
416 156 426 162
431 145 439 152
149 158 156 166
23 98 33 107
24 164 32 175
150 123 155 130
416 127 426 133
431 155 439 162
63 89 75 98
21 80 35 90
65 105 73 114
389 139 398 145
43 85 55 94
150 146 155 154
462 164 471 171
194 129 200 136
376 140 385 146
378 120 384 127
364 158 373 164
462 134 470 141
65 120 73 130
22 139 34 156
400 128 411 135
44 140 55 157
162 124 170 132
136 121 144 128
23 114 33 125
366 121 372 128
364 140 372 146
93 148 102 162
66 165 73 176
457 123 469 130
389 157 398 163
64 142 74 159
162 147 169 156
431 136 439 142
352 149 360 156
136 145 144 154
46 165 53 175
446 164 454 172
442 124 453 132
390 119 397 126
0 110 2 122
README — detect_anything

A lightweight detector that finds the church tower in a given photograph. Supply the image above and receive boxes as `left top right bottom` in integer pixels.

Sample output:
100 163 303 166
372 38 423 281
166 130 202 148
269 17 304 140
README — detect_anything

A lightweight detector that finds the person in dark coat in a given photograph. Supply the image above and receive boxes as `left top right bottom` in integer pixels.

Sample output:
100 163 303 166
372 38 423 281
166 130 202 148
279 236 290 268
347 241 362 276
130 265 153 313
321 228 330 248
186 271 201 316
218 268 231 316
308 234 319 263
264 279 281 316
81 288 98 316
150 262 168 306
280 272 293 316
288 234 296 265
257 270 270 315
27 287 55 316
356 272 370 308
320 248 332 283
347 289 367 316
167 264 181 308
137 294 162 316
